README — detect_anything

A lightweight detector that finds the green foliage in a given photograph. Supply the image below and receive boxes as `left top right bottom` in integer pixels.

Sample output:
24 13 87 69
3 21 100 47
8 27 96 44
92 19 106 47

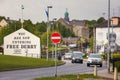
111 53 120 72
35 74 100 80
84 20 97 38
115 61 120 72
97 17 105 24
41 31 53 48
57 22 74 37
0 16 5 20
0 21 21 45
111 53 120 58
89 36 94 51
0 55 63 71
35 22 47 35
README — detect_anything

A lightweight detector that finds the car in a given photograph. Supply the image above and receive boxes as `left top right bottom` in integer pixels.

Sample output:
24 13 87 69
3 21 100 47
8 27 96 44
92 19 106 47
87 54 103 67
71 53 83 63
64 52 73 60
73 51 85 56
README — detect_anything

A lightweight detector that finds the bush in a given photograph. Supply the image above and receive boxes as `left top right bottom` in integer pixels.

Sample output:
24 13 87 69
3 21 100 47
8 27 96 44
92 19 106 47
115 61 120 72
112 53 120 72
111 53 120 58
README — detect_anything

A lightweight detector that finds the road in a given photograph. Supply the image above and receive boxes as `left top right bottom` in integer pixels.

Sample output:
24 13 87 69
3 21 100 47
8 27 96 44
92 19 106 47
0 60 107 80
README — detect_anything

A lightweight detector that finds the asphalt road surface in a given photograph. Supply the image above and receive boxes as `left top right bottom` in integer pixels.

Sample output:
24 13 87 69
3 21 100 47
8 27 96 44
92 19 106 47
0 60 107 80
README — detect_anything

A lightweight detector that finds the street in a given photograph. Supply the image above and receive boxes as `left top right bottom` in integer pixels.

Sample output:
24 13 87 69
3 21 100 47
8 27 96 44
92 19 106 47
0 60 107 80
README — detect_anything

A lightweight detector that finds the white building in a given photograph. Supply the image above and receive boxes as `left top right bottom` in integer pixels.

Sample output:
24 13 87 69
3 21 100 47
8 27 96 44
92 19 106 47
95 17 120 53
4 28 41 58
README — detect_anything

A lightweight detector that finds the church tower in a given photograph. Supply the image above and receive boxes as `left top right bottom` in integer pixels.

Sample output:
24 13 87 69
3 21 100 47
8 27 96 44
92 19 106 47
64 8 70 22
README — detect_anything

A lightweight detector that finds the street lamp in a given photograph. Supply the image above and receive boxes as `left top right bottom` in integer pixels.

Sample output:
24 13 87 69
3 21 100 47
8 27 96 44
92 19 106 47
52 18 57 31
46 6 52 60
21 5 24 28
52 18 57 60
77 30 80 51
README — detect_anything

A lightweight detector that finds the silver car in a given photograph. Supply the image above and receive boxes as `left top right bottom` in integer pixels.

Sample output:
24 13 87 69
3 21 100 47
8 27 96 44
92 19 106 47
87 54 102 67
64 52 72 60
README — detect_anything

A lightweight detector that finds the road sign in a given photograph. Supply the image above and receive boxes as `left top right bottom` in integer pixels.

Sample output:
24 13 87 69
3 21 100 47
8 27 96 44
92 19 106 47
51 32 61 44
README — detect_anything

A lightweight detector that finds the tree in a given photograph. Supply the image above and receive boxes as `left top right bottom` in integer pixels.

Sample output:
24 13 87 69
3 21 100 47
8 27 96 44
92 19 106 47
97 17 105 24
0 21 21 45
35 21 46 35
0 16 5 20
84 20 97 38
89 36 94 51
57 22 74 37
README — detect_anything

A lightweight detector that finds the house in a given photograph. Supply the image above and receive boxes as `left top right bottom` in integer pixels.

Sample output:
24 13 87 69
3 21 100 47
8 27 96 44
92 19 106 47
0 17 21 28
0 18 8 28
95 17 120 53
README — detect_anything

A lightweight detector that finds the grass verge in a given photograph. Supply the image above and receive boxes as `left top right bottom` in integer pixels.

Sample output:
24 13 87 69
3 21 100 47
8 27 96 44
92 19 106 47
34 74 102 80
0 55 64 71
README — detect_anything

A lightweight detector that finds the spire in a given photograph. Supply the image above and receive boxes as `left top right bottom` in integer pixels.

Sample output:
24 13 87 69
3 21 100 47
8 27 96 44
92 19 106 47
64 8 70 22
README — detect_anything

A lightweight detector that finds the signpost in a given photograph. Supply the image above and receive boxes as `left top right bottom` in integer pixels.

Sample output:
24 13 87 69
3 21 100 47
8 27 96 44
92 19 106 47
51 32 61 77
51 32 61 44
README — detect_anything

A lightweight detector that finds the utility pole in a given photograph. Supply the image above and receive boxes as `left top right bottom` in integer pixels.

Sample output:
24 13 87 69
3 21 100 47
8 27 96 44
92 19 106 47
46 6 52 60
107 0 111 73
21 5 24 28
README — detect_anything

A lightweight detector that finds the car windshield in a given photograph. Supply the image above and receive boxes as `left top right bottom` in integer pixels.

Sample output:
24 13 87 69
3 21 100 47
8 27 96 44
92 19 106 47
65 53 72 56
73 53 82 58
73 51 85 56
89 54 101 58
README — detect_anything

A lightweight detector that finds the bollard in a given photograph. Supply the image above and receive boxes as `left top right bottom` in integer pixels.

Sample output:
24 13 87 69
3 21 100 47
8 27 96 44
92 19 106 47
114 67 118 80
94 65 97 76
77 74 80 80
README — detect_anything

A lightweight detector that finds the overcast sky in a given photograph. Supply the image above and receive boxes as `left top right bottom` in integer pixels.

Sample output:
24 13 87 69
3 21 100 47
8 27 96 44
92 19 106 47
0 0 120 23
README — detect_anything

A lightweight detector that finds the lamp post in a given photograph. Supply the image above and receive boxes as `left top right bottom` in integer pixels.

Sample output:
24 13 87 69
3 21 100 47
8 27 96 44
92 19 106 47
46 6 52 60
107 0 111 73
21 5 24 28
52 18 57 60
52 18 57 31
77 30 80 51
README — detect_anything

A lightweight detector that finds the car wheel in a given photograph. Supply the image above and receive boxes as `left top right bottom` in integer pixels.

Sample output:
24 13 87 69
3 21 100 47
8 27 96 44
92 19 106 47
72 60 74 63
87 63 90 67
100 64 102 67
81 61 83 64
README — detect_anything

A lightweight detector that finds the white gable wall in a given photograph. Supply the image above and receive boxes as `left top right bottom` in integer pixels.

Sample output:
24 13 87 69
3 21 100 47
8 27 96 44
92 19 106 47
96 27 120 53
4 28 41 58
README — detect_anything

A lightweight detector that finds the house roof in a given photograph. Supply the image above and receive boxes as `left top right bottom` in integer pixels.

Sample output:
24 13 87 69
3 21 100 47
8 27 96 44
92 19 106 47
95 20 120 28
70 20 85 26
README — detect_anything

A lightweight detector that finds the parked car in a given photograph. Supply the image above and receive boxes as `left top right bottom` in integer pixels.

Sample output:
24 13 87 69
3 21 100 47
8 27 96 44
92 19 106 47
87 54 103 67
71 53 83 63
64 52 73 60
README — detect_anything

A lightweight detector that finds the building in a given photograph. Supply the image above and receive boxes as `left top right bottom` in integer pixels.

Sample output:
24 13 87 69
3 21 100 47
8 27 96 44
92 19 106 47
4 28 41 58
95 17 120 53
0 18 8 28
0 17 20 28
58 9 89 44
71 20 89 40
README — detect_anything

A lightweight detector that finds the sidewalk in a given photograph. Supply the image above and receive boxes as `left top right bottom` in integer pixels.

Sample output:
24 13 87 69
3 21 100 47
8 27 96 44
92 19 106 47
86 68 120 80
97 68 120 80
